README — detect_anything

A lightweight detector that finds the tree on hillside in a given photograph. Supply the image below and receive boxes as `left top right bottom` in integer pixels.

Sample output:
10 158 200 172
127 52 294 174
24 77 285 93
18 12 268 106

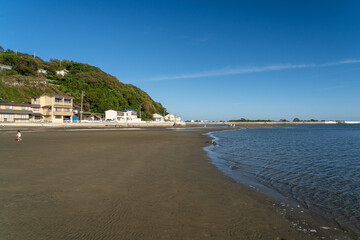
0 48 167 120
293 118 301 122
0 46 4 54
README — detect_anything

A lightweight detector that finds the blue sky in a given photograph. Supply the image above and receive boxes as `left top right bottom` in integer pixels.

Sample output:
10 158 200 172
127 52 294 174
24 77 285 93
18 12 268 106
1 0 360 120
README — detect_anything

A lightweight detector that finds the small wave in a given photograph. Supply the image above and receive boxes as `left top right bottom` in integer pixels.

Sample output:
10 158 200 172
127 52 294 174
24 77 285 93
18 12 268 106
204 125 360 238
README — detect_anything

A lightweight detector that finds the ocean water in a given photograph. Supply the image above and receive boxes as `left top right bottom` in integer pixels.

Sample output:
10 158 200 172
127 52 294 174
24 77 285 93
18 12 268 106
205 125 360 238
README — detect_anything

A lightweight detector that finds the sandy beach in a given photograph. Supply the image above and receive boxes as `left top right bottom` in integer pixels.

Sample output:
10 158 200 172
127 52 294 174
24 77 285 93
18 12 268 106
0 128 339 240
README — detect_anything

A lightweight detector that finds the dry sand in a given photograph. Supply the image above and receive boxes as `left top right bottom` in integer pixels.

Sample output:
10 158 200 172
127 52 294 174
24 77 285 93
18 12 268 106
0 128 337 239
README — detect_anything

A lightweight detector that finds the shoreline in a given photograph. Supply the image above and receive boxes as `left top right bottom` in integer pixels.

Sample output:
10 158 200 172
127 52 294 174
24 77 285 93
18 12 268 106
1 120 359 129
0 127 354 239
204 128 356 239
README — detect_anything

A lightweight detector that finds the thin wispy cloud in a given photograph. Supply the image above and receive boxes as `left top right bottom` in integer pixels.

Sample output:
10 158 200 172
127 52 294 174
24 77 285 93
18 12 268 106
149 59 360 81
322 84 346 91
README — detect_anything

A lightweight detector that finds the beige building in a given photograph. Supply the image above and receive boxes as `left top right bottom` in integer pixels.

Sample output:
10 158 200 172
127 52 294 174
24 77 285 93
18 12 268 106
31 93 73 123
165 114 182 122
0 101 42 122
152 113 165 122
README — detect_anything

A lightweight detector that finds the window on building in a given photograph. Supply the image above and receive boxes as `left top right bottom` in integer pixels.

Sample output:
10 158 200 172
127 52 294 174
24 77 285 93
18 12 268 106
6 105 12 109
48 108 52 112
5 114 14 118
33 108 39 111
33 98 37 103
22 106 29 110
17 115 26 119
55 108 62 112
55 98 62 102
63 108 70 112
0 114 4 118
64 99 71 103
55 116 62 119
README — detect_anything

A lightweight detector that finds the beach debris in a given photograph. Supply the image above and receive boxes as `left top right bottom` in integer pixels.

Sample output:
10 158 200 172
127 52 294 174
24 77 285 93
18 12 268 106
309 229 317 233
230 165 238 170
212 141 217 146
321 226 331 230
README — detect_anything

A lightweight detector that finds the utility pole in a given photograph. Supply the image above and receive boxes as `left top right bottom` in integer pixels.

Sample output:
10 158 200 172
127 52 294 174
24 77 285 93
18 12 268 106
139 104 142 120
51 97 54 123
80 91 85 122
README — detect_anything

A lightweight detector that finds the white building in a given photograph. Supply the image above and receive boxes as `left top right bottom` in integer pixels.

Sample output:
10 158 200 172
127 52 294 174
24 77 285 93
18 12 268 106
105 109 142 122
152 113 164 122
0 64 12 71
165 114 181 122
56 69 69 76
344 121 360 124
119 109 141 122
105 110 118 121
325 121 337 124
37 69 48 74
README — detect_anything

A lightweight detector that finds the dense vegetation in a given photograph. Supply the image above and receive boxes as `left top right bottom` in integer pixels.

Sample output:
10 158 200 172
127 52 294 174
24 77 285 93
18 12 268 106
293 118 319 122
0 46 166 120
228 118 273 122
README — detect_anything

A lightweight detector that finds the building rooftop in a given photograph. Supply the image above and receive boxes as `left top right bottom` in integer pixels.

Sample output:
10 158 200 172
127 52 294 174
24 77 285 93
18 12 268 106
0 109 34 114
123 109 136 112
0 101 33 107
33 93 73 98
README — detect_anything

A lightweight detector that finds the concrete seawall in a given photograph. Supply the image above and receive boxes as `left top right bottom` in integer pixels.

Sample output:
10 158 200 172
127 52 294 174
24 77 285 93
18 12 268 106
1 121 357 128
0 122 183 128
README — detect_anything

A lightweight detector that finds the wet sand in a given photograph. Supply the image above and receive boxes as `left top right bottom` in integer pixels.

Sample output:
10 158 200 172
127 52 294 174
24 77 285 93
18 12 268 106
0 128 332 239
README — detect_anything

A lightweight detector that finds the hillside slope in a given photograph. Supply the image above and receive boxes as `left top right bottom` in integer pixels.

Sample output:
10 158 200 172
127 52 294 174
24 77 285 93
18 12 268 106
0 47 166 120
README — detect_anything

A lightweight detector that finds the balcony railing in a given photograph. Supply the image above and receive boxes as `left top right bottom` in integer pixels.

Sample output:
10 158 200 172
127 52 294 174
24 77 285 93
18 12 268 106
54 111 73 116
54 102 72 107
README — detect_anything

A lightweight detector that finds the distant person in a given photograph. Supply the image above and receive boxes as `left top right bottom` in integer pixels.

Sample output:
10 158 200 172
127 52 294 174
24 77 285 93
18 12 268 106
16 130 22 142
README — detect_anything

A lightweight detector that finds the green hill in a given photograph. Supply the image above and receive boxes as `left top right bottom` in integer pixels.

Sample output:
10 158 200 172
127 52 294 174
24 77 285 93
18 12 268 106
0 46 166 120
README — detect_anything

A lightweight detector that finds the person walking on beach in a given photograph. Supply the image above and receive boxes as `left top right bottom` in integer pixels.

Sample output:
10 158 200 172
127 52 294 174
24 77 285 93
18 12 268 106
16 130 22 142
